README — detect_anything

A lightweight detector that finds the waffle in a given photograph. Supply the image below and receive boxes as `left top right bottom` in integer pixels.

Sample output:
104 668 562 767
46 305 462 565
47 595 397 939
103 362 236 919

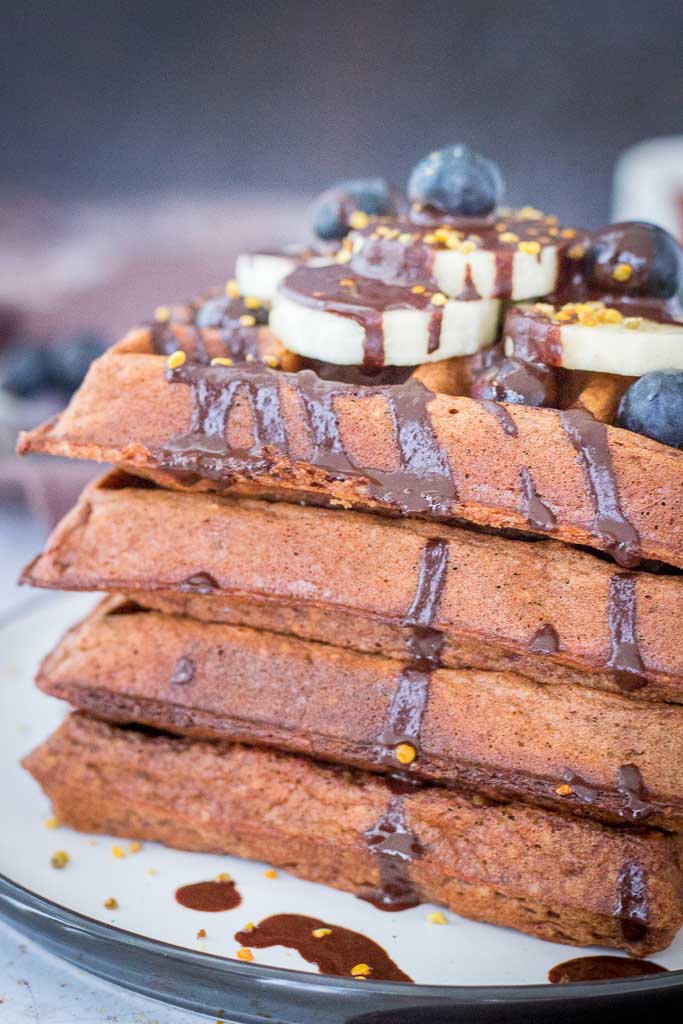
38 596 683 830
24 713 683 956
22 472 683 703
18 321 683 569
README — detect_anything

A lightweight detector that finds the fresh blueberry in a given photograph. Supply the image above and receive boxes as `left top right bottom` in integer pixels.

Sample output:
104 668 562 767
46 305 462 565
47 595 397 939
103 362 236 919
1 343 51 398
407 145 504 217
587 222 683 298
617 370 683 448
310 177 397 240
47 333 107 394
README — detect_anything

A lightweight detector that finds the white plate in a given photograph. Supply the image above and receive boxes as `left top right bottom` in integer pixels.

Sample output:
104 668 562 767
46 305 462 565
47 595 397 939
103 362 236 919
2 592 682 990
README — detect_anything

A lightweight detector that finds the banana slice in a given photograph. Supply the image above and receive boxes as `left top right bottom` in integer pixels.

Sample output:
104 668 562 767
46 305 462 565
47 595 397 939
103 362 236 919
505 303 683 376
271 291 501 365
235 246 327 302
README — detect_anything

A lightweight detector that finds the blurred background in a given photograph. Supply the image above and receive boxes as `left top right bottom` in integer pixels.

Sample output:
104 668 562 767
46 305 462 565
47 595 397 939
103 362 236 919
1 0 683 610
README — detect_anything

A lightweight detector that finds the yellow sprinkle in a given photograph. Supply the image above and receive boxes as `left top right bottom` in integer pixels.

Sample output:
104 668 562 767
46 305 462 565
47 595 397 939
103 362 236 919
146 868 156 876
262 354 279 369
87 839 98 847
211 356 234 366
518 205 543 220
244 296 262 309
312 927 332 938
43 817 59 830
518 240 541 255
104 897 118 910
612 262 633 283
351 963 372 977
395 742 417 765
427 911 448 925
264 868 278 879
430 292 448 307
128 841 142 854
167 349 186 370
554 311 573 323
226 279 241 299
433 227 451 243
598 308 623 324
336 248 352 264
245 353 256 362
236 947 254 962
577 310 598 326
154 305 171 323
242 921 255 932
216 872 233 882
459 239 477 254
499 231 519 244
423 233 437 244
239 314 256 327
555 783 573 797
623 317 642 330
445 233 462 249
111 845 125 860
560 228 577 239
384 228 400 240
50 850 69 869
340 277 354 287
568 244 585 260
375 225 390 237
349 210 369 230
411 285 426 294
398 232 414 244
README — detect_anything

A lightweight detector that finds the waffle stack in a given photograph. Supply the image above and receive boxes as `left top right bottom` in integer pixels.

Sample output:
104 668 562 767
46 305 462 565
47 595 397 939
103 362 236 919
19 147 683 957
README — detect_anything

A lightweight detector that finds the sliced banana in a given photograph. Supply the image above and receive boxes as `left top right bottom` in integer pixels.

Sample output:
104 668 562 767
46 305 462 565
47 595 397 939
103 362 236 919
235 247 322 302
270 292 502 366
505 304 683 376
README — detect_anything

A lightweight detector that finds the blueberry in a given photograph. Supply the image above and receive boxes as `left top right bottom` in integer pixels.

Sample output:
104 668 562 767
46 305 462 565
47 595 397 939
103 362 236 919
587 222 683 298
407 145 504 217
617 371 683 448
1 343 51 398
47 333 107 394
311 177 397 240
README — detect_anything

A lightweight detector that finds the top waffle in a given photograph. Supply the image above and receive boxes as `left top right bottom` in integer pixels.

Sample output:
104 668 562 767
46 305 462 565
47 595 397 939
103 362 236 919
18 145 683 568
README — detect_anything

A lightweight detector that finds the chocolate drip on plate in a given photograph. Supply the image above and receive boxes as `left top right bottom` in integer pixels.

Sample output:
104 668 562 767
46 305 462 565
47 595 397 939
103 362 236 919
559 408 641 567
165 363 457 516
175 878 241 912
518 466 556 532
548 955 665 984
615 859 649 942
607 573 647 692
529 623 560 654
234 914 412 982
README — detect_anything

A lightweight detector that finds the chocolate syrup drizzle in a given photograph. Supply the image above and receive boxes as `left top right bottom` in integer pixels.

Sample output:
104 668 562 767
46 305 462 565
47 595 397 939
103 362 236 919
518 466 556 532
548 955 665 984
615 859 650 942
529 623 560 654
234 914 412 982
175 878 242 912
607 572 647 692
560 763 656 823
164 363 456 515
363 538 448 911
169 655 195 686
559 408 641 567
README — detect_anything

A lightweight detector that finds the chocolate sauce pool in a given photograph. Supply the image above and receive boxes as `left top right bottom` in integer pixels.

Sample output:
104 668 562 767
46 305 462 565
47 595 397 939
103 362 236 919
234 914 412 982
548 955 666 984
175 878 242 912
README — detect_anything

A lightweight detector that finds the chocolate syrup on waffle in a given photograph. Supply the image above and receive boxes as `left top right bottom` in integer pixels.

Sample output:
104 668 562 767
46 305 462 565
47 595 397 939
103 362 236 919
175 878 242 912
559 408 641 567
548 955 665 984
477 398 518 437
529 623 560 654
518 466 556 532
375 539 449 761
616 764 656 822
607 573 647 692
234 914 412 982
169 656 195 686
615 859 650 942
365 538 448 911
165 363 456 516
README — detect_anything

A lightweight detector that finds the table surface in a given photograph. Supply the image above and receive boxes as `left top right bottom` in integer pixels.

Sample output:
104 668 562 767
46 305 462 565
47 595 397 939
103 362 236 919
0 506 201 1022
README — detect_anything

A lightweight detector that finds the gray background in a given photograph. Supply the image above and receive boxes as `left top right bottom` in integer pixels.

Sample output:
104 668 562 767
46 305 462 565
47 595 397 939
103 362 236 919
4 0 683 223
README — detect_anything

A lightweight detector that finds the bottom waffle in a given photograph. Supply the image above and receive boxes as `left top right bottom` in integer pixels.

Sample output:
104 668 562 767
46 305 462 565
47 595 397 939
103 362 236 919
24 713 683 956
